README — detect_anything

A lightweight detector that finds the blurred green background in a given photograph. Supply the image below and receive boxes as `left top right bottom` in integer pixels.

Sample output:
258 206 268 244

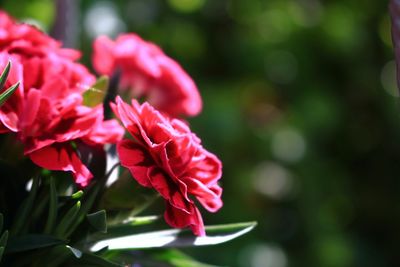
1 0 399 266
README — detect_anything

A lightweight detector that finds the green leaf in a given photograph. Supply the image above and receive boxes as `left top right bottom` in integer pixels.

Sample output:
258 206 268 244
66 245 82 258
11 176 39 235
92 215 160 241
113 215 160 227
6 234 64 253
0 231 8 247
83 76 109 107
0 82 20 107
87 210 107 233
54 201 81 238
63 184 101 238
55 246 122 267
31 194 49 226
90 221 257 251
34 244 76 266
0 61 11 90
44 177 58 234
71 190 84 199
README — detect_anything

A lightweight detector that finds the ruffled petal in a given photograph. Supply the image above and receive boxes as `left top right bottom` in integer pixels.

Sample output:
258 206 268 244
29 144 93 187
83 118 124 145
117 139 153 187
92 35 116 75
185 177 223 212
164 201 205 236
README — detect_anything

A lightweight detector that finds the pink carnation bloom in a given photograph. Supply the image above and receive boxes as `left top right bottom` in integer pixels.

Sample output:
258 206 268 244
0 11 124 186
113 96 222 236
0 11 94 94
93 34 202 117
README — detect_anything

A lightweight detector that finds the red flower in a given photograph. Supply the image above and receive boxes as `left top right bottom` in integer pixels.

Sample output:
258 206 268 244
0 10 94 94
113 96 222 236
93 34 202 117
27 105 124 187
0 12 124 186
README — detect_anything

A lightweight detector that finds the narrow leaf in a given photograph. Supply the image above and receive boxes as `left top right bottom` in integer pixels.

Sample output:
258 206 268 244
45 246 121 267
87 210 107 233
30 194 49 225
6 234 64 253
44 177 58 234
90 221 257 252
11 176 39 235
71 190 84 199
0 61 11 90
37 245 74 266
0 82 20 107
93 215 160 241
66 245 82 258
54 201 81 238
0 231 8 247
64 185 100 237
113 215 160 227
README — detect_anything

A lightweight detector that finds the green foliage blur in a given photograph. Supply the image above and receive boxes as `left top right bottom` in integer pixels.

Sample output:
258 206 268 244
1 0 398 266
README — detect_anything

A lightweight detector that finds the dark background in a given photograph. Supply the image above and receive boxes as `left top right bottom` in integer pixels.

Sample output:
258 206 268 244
1 0 399 266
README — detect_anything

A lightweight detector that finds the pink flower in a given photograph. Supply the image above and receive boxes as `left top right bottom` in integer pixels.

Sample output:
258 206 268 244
93 34 202 117
6 58 123 185
0 10 94 94
113 96 222 236
27 105 124 187
0 11 125 186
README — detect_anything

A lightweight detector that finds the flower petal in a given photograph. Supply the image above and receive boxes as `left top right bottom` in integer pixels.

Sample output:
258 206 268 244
117 139 153 187
164 201 205 236
29 144 93 187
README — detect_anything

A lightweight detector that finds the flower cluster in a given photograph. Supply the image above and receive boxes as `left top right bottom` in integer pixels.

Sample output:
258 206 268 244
113 97 222 235
0 11 123 186
0 11 222 236
93 34 202 117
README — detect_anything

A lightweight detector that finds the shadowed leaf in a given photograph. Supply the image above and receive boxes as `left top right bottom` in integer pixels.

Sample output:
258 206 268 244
44 177 58 234
73 252 122 267
66 245 82 258
87 210 107 233
11 176 39 235
54 201 81 238
0 231 8 247
6 234 64 253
